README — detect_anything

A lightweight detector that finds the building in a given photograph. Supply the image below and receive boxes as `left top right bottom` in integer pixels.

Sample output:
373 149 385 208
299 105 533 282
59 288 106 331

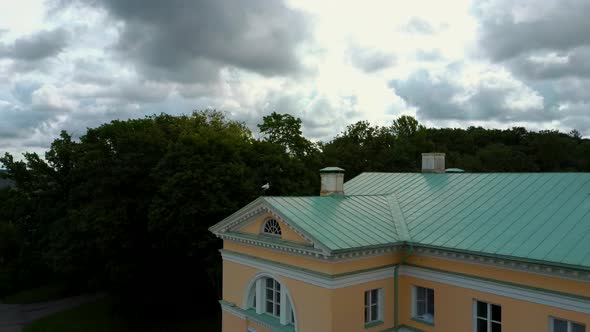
209 153 590 332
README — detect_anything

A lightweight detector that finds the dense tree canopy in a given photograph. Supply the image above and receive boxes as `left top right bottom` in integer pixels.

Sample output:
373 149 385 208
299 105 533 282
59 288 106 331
0 110 589 318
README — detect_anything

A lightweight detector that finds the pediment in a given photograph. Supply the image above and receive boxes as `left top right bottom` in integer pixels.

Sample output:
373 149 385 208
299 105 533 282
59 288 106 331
235 212 309 244
209 198 323 251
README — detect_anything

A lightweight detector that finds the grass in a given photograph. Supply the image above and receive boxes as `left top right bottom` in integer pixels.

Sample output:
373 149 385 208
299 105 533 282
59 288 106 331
2 283 68 304
23 297 221 332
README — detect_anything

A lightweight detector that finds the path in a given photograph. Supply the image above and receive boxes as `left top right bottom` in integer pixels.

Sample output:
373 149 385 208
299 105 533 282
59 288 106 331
0 294 103 332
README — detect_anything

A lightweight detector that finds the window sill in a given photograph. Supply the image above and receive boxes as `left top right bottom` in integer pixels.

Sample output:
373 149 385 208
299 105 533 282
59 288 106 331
219 301 294 332
364 320 384 328
411 317 434 326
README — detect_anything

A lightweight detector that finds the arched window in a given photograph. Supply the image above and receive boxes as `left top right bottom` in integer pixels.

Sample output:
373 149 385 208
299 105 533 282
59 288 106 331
246 276 296 327
262 218 282 236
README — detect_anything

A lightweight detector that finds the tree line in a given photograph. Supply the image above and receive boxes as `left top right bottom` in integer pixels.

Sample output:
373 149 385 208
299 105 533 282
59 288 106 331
0 110 588 319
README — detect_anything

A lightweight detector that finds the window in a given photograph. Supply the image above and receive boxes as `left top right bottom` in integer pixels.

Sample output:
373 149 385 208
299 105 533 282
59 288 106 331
364 288 382 324
550 317 586 332
474 300 501 332
265 278 281 317
249 286 256 308
262 219 282 236
412 286 434 323
246 276 295 326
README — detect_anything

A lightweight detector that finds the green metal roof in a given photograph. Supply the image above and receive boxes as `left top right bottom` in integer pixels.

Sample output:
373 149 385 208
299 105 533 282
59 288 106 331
264 195 401 250
212 172 590 269
345 173 590 268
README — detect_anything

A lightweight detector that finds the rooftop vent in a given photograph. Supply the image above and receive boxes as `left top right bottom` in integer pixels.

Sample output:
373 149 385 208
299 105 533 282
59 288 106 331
422 153 445 173
320 167 344 196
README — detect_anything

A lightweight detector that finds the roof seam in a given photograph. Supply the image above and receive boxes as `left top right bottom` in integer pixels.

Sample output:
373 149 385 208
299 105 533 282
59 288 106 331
386 193 411 242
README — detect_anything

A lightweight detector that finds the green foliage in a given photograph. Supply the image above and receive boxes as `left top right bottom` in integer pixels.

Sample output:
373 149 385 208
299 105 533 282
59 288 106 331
0 110 322 316
258 112 318 158
0 110 589 322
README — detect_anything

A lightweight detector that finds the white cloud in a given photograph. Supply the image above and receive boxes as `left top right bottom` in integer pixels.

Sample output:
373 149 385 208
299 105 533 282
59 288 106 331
1 0 590 157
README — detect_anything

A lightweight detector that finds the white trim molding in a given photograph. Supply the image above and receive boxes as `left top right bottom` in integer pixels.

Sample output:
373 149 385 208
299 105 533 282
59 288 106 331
400 265 590 314
414 246 590 282
220 301 246 319
222 250 396 289
223 250 590 314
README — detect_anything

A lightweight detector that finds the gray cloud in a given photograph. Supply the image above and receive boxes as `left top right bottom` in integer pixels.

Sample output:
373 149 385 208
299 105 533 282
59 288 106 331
348 45 395 72
0 100 54 140
475 0 590 61
0 28 68 61
11 80 43 104
390 68 552 123
508 47 590 80
402 18 435 34
56 0 310 83
72 59 116 86
549 78 590 103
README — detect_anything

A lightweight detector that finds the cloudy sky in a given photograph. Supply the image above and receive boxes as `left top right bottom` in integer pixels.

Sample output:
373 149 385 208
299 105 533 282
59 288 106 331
1 0 589 156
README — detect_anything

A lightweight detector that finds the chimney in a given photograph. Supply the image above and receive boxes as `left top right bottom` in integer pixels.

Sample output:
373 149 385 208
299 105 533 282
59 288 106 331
320 167 345 196
422 153 445 173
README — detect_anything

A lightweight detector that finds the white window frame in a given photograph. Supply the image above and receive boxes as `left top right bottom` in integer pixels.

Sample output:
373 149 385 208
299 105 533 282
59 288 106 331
549 317 586 332
411 285 434 324
265 278 281 317
472 300 501 332
364 288 383 324
246 276 294 326
261 218 282 236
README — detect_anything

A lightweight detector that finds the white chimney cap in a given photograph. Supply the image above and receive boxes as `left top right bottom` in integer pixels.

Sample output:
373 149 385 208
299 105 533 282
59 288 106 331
422 153 445 173
320 167 345 173
320 167 345 196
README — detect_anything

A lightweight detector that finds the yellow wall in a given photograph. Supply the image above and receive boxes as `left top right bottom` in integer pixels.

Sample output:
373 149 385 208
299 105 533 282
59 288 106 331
332 278 395 332
237 213 309 244
247 320 272 332
222 259 334 332
222 310 246 332
222 259 400 332
224 241 401 275
398 274 590 332
407 254 590 298
221 240 590 332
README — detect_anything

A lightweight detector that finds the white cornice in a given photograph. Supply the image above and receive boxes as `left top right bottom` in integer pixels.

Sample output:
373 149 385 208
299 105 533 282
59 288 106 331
413 246 590 282
399 265 590 314
220 301 246 319
218 233 326 258
219 233 404 261
221 250 396 289
219 235 590 281
222 250 590 314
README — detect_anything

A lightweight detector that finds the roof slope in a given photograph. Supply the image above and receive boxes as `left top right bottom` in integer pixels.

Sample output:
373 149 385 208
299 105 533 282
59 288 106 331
345 173 590 268
212 172 590 270
264 196 401 251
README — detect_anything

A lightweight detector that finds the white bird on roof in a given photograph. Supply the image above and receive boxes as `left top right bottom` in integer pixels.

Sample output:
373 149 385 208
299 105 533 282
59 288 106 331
261 183 270 191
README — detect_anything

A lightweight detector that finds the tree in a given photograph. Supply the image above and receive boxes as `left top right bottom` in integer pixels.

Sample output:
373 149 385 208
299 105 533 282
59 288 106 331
258 112 316 157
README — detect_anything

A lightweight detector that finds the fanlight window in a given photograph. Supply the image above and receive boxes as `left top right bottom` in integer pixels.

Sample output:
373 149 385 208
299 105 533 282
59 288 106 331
263 219 282 236
247 276 295 327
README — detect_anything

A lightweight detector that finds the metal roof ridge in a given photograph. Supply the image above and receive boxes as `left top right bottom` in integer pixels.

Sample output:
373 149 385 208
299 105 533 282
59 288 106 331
386 193 411 242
